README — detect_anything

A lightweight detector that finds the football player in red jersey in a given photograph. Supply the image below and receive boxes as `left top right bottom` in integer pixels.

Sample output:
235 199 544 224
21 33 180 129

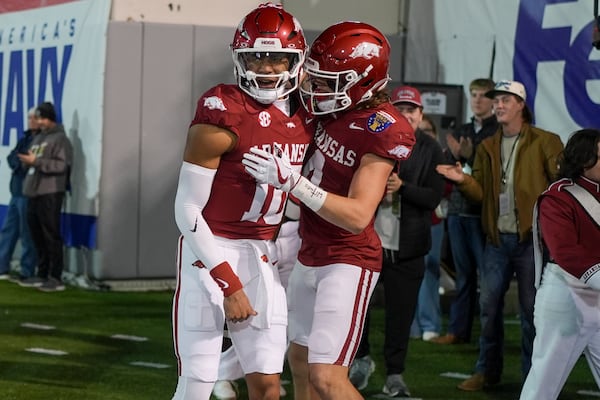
243 21 416 400
171 3 311 400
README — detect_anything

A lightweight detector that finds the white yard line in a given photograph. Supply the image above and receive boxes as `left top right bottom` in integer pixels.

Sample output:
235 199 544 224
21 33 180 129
26 348 68 356
577 390 600 397
111 334 149 342
21 322 56 330
130 361 170 369
439 372 471 379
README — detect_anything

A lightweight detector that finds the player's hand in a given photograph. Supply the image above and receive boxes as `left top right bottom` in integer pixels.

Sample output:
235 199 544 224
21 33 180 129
242 145 300 192
436 162 465 183
223 289 257 323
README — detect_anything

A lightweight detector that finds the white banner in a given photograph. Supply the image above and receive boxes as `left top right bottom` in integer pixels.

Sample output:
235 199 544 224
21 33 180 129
407 0 600 143
0 0 110 247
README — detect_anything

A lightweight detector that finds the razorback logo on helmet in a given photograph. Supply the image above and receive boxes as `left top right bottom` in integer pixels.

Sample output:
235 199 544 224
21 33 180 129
367 111 396 133
388 144 411 159
349 42 381 60
203 96 227 111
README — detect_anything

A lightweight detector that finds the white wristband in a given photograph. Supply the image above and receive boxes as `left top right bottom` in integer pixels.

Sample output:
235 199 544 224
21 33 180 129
291 176 327 212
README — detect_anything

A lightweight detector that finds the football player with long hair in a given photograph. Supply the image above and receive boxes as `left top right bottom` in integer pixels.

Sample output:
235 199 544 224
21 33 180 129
242 21 416 400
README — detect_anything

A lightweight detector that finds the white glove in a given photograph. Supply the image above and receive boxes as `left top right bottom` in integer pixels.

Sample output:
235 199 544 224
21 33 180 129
242 146 300 192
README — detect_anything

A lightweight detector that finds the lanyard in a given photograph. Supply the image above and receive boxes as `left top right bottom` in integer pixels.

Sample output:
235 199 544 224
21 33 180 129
501 134 520 185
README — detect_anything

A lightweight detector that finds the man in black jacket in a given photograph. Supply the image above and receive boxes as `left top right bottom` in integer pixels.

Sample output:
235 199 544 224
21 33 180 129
349 86 445 397
432 78 498 345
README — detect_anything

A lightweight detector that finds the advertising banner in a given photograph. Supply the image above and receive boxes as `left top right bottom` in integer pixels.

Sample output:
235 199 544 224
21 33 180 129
409 0 600 142
0 0 111 248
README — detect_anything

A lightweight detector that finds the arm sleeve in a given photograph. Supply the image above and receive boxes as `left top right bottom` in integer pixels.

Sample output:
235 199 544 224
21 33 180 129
174 161 227 271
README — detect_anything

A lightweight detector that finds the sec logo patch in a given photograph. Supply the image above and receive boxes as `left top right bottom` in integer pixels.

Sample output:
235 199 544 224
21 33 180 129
258 111 271 127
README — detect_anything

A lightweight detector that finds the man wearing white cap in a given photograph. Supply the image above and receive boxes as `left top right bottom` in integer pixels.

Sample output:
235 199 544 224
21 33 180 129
437 80 564 391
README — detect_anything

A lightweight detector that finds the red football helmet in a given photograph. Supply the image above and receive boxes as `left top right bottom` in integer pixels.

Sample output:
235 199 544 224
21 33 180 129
231 3 307 104
300 21 391 115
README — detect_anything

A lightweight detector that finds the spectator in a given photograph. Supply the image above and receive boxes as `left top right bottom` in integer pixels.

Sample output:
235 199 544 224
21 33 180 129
410 115 451 341
170 4 311 400
436 80 564 391
0 108 39 281
520 128 600 400
349 86 445 397
432 78 498 345
243 22 415 400
18 101 73 292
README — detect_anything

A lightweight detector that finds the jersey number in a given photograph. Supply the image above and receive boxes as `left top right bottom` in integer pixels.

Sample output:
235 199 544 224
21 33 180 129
241 184 286 224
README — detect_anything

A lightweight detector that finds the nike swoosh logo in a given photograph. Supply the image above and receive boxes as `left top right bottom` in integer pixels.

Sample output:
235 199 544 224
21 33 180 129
305 117 313 125
215 278 229 289
277 167 287 185
190 217 198 233
349 122 364 131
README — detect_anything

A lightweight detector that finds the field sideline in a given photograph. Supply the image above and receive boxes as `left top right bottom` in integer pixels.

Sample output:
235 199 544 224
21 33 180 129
1 280 596 399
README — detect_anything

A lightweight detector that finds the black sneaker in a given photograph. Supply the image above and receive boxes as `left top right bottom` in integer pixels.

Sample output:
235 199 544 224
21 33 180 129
18 276 47 287
38 278 66 292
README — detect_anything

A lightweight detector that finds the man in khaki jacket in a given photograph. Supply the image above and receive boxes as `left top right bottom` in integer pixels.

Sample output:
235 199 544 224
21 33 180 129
437 80 564 392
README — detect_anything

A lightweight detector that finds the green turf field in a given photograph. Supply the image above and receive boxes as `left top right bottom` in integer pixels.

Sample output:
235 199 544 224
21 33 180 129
1 280 596 399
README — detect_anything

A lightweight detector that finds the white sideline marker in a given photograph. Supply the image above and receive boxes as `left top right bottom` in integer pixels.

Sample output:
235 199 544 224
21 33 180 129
21 322 56 330
130 361 170 369
111 334 148 342
577 390 600 397
440 372 471 380
26 348 68 356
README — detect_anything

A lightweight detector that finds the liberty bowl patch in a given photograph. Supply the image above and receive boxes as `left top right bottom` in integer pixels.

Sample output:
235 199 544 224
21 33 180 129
367 111 396 133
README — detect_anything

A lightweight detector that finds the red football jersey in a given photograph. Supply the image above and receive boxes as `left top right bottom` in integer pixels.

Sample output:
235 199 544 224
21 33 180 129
298 102 415 272
191 84 312 240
